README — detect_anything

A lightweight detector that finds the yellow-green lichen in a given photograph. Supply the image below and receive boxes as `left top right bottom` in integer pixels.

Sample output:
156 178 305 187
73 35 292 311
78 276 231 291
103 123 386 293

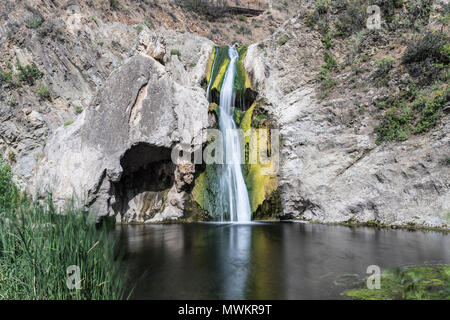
239 102 279 214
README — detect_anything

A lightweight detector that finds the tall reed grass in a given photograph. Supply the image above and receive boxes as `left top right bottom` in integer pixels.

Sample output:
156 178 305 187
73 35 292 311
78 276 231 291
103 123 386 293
0 157 126 299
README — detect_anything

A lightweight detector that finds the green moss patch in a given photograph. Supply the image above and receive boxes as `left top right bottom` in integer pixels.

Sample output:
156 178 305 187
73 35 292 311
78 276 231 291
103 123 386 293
344 265 450 300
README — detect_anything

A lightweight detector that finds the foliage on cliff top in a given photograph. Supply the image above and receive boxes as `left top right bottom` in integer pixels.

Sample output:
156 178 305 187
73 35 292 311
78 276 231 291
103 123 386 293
0 157 126 300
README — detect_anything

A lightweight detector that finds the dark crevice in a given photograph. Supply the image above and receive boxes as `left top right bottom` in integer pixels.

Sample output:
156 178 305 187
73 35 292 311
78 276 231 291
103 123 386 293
112 143 175 219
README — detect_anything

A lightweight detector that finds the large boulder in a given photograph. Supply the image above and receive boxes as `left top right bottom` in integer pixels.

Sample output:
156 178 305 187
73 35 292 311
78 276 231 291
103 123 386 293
32 52 210 222
244 14 450 229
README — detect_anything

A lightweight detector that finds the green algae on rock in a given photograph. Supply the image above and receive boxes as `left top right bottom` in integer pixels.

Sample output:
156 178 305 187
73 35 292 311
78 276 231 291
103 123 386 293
343 265 450 300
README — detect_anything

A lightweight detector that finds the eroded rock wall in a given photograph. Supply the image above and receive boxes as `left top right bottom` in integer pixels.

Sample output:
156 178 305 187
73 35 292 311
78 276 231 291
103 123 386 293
244 12 450 229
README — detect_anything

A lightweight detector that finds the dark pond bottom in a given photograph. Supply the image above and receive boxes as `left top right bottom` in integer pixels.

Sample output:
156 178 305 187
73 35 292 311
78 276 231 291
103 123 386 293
116 222 450 299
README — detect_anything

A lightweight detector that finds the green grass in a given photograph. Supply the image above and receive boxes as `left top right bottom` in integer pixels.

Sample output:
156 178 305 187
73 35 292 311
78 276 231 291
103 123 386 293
344 265 450 300
375 84 449 143
0 156 126 300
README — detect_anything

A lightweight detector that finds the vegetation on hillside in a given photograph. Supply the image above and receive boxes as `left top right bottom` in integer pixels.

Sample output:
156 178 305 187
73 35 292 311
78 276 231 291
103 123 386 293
305 0 449 143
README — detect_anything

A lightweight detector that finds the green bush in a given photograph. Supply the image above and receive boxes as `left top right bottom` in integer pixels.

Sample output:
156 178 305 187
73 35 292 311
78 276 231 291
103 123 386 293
136 23 143 34
0 157 126 299
375 106 413 143
375 85 450 143
322 33 334 49
74 105 83 114
175 0 228 19
36 84 51 100
403 31 450 65
170 49 181 58
324 51 338 70
5 95 17 107
374 55 396 78
64 121 74 127
315 0 331 15
26 16 43 29
334 0 366 37
0 68 13 86
278 36 288 46
16 59 44 86
237 15 247 22
402 31 449 84
236 25 252 36
110 0 120 10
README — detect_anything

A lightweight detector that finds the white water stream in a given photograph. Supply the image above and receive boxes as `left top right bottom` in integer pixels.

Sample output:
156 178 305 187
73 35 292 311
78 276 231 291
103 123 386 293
216 46 252 222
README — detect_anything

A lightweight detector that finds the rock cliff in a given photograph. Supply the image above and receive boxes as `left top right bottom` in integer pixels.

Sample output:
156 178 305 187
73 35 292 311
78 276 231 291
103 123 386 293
1 0 449 228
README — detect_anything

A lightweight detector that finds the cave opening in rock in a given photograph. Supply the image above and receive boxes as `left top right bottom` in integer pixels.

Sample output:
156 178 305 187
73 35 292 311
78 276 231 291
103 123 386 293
112 143 175 223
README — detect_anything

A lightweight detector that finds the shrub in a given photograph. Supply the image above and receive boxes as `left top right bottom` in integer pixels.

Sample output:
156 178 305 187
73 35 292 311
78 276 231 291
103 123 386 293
0 68 13 85
110 0 120 10
26 16 43 29
136 24 143 34
16 59 44 85
170 49 181 58
237 15 247 22
402 31 449 84
236 25 251 36
0 157 19 213
374 55 396 77
36 84 51 100
305 12 317 28
324 51 338 70
175 0 228 20
334 0 366 37
375 85 450 143
278 36 288 46
413 87 450 133
64 121 74 127
6 95 17 106
375 106 413 143
403 31 450 65
315 0 331 15
0 157 127 300
322 33 333 49
74 105 83 114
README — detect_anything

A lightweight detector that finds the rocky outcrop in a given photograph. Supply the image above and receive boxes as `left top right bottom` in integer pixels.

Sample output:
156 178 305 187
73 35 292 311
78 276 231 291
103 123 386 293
244 13 450 229
31 31 212 222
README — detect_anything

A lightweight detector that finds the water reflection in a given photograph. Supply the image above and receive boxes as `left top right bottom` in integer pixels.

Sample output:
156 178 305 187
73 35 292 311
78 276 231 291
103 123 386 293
116 222 450 299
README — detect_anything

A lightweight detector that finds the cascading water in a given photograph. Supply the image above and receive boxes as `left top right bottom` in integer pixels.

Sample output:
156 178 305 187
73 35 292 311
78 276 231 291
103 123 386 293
216 46 252 222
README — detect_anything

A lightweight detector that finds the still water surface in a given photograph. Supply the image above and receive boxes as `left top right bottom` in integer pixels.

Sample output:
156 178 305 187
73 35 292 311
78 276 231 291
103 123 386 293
116 222 450 299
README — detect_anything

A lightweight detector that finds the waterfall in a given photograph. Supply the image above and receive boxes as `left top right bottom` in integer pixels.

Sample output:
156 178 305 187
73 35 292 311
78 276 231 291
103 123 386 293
217 46 252 222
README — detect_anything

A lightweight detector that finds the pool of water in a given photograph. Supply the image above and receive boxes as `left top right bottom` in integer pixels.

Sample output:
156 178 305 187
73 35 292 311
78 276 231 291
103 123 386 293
116 222 450 299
